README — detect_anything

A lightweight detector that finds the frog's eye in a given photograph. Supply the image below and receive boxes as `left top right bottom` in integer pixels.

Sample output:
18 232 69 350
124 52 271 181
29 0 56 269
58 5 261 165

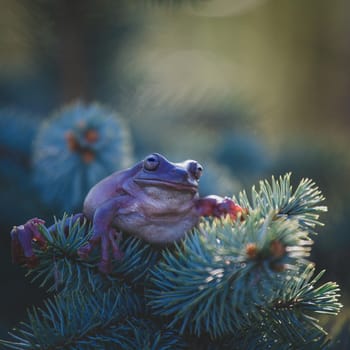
144 154 160 171
189 162 203 180
194 164 203 180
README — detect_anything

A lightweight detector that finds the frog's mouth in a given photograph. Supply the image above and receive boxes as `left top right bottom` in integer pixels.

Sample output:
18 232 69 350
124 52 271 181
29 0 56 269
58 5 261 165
134 178 198 193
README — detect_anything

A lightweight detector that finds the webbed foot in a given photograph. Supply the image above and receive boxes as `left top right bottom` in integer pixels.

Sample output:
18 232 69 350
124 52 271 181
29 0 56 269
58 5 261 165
215 197 247 220
197 195 247 220
11 218 46 268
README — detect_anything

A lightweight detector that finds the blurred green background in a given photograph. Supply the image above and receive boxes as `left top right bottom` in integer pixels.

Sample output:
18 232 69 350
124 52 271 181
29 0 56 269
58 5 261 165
1 0 350 339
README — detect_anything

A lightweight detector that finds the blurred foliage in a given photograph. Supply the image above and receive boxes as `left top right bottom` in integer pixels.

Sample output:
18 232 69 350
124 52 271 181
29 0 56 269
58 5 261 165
214 132 270 187
33 102 132 213
0 109 42 225
1 0 350 343
0 178 342 348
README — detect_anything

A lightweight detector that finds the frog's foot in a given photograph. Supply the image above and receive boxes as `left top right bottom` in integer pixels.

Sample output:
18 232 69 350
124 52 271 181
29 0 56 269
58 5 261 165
215 197 247 220
11 218 46 268
197 195 247 221
108 229 124 260
78 228 124 274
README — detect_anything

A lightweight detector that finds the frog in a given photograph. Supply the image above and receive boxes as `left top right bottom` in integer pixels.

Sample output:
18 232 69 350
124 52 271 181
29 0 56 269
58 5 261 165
11 153 245 273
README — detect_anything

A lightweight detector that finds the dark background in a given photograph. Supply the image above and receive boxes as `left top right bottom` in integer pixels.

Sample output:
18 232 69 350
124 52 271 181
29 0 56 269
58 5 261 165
1 0 350 338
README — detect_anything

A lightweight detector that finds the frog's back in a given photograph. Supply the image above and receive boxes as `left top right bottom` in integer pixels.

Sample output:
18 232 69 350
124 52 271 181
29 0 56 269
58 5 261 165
83 162 143 219
83 171 123 219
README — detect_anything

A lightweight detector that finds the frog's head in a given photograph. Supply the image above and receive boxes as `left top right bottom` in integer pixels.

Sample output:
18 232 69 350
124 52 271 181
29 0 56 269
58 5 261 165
134 153 202 194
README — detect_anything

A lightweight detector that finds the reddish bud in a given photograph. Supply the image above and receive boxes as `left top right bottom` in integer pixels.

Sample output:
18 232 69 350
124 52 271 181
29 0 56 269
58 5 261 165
270 240 286 258
270 262 286 272
82 150 95 163
246 243 258 259
65 131 79 152
84 129 99 143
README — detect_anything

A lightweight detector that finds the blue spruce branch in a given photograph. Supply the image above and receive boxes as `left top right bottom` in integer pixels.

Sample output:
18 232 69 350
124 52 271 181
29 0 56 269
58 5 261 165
32 102 133 212
236 173 327 234
0 174 342 349
25 215 160 294
0 288 143 349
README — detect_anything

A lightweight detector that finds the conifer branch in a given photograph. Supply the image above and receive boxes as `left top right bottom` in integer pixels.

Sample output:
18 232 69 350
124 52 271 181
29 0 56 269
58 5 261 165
25 215 95 293
0 287 142 349
148 195 339 340
25 215 160 294
1 175 342 349
236 173 327 233
256 265 341 348
0 288 187 349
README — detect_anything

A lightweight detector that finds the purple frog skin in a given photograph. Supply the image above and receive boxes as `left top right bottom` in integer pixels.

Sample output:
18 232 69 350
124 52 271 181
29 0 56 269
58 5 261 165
11 153 244 273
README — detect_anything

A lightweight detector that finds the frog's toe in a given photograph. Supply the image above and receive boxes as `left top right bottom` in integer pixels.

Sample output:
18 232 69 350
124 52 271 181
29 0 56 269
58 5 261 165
77 242 94 259
108 229 124 261
217 197 245 220
10 218 45 267
112 248 124 261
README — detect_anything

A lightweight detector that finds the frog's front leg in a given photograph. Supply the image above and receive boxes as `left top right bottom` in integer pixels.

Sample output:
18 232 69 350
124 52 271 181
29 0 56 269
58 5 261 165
78 197 127 274
196 195 247 220
11 218 46 267
11 214 86 268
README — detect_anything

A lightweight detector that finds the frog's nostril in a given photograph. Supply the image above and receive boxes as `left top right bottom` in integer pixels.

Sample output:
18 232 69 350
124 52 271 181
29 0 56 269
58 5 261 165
188 162 203 180
195 165 203 180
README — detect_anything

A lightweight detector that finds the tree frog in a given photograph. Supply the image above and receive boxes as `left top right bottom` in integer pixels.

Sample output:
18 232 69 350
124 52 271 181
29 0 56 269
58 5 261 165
11 153 244 273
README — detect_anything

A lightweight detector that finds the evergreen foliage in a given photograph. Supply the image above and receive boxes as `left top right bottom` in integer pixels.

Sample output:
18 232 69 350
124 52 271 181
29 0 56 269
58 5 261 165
0 103 133 225
0 174 342 349
33 102 133 212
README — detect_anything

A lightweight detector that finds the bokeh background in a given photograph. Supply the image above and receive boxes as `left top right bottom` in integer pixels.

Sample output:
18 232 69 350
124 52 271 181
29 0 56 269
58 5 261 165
1 0 350 341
